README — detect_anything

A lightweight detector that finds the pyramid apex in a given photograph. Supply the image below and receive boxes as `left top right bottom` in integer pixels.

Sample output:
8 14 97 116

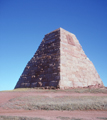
45 27 72 36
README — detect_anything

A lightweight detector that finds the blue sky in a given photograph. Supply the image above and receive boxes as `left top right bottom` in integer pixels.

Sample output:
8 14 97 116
0 0 107 91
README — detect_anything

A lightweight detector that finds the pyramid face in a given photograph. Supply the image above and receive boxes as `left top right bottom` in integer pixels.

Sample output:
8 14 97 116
15 28 104 89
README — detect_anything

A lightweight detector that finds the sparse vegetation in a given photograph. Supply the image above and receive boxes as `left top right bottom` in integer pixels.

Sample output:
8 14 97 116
0 88 107 120
97 118 107 120
0 116 84 120
57 116 82 120
0 116 46 120
1 87 107 93
1 95 107 111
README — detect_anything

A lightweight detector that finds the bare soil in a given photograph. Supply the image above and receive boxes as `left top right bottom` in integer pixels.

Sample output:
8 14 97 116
0 109 107 120
0 90 107 104
0 88 107 120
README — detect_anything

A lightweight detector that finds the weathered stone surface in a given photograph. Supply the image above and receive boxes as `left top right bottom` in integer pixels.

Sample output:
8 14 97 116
15 28 104 89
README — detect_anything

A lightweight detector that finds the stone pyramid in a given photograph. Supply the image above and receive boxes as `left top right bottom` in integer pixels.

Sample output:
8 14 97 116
15 28 104 89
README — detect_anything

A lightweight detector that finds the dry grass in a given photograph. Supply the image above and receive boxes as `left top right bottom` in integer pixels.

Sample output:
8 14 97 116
1 88 107 93
1 95 107 111
0 116 84 120
0 88 30 92
57 116 82 120
97 118 107 120
0 115 46 120
0 115 107 120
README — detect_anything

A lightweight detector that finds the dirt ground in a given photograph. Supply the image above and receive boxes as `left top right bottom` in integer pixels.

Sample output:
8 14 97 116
0 91 107 120
0 109 107 120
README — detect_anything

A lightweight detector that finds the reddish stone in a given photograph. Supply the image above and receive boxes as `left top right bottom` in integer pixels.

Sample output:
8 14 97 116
15 28 104 89
66 34 75 46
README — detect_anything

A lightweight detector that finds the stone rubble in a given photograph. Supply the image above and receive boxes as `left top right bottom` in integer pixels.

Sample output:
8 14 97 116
15 28 104 89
